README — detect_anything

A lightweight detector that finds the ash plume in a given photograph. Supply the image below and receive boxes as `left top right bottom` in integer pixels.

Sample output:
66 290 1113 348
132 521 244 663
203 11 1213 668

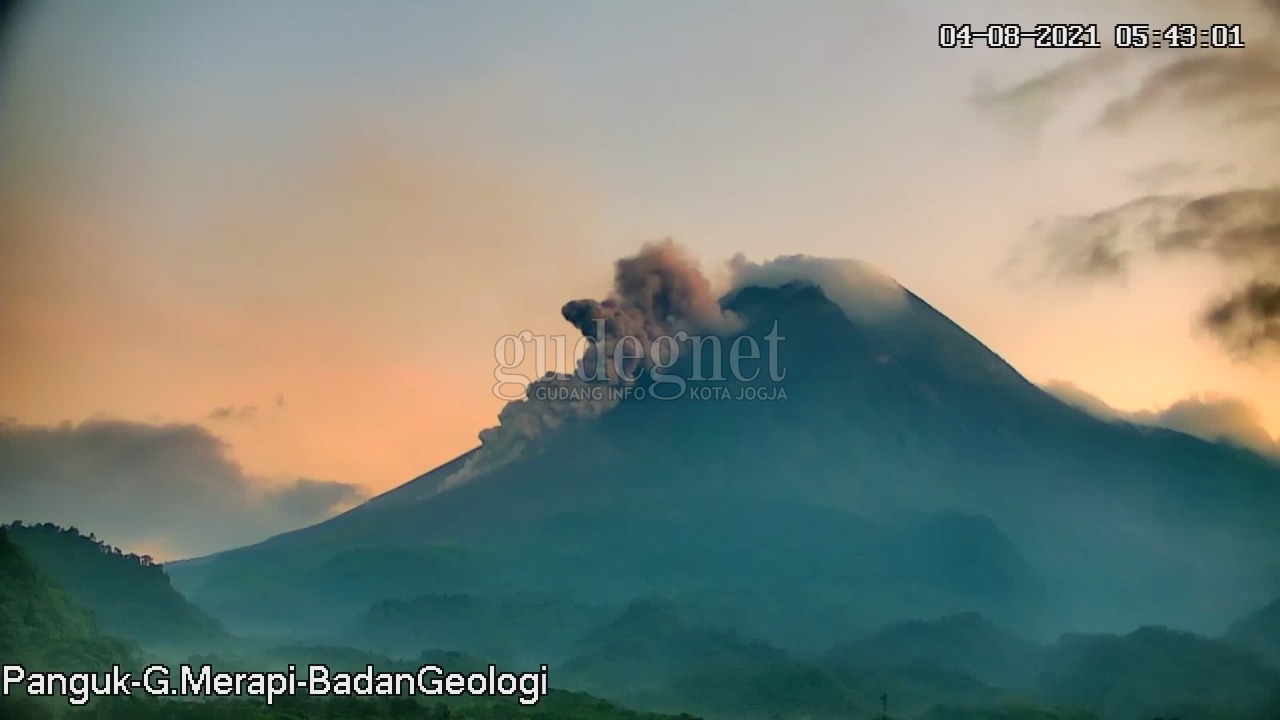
562 239 741 383
442 242 919 491
442 240 741 489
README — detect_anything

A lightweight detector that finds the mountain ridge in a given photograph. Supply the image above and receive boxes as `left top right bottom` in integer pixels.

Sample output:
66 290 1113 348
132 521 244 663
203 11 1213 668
6 522 229 650
167 250 1280 645
0 525 138 671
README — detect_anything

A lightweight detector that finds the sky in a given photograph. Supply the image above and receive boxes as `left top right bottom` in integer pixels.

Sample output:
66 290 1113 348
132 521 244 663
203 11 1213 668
1 0 1277 560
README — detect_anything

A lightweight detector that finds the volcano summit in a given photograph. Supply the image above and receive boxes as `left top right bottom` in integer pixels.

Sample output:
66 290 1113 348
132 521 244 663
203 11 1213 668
169 242 1280 652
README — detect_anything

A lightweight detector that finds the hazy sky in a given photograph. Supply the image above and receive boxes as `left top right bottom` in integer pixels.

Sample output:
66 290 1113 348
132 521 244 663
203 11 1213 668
2 0 1278 558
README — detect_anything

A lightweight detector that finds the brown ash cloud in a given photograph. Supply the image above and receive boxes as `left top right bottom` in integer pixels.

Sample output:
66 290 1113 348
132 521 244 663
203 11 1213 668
442 240 741 489
561 238 740 383
441 242 916 491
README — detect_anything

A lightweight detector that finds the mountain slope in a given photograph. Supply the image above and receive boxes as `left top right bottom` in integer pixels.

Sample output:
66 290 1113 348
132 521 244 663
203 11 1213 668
0 525 136 670
169 256 1280 644
560 601 1014 720
1226 597 1280 668
559 599 792 695
7 522 228 649
345 592 613 664
823 612 1044 690
1038 626 1280 720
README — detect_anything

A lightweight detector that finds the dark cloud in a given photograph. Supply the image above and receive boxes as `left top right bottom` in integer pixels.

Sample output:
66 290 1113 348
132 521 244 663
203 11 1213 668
1036 188 1280 354
1130 161 1236 194
980 3 1280 359
1044 380 1279 457
1097 49 1280 131
209 395 288 421
1031 195 1174 279
0 418 368 559
977 1 1280 132
972 51 1133 133
1038 189 1280 274
0 0 26 60
1204 280 1280 355
207 404 258 421
262 478 366 525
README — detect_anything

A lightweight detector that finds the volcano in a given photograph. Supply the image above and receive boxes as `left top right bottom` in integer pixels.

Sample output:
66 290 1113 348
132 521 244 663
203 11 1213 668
168 245 1280 649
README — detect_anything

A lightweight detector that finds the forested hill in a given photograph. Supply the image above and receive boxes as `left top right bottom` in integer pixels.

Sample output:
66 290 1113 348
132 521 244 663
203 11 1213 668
0 525 136 670
4 522 228 648
1226 598 1280 669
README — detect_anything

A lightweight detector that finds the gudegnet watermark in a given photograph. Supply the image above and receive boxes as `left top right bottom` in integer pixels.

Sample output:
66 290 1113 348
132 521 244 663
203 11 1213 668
493 319 787 402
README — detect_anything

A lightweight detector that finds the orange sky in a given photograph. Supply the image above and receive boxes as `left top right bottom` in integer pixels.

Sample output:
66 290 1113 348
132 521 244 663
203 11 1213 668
1 0 1276 521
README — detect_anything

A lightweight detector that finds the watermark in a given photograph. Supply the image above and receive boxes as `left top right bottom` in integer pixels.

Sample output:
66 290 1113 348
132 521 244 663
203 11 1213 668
493 320 788 402
3 662 549 707
526 383 788 403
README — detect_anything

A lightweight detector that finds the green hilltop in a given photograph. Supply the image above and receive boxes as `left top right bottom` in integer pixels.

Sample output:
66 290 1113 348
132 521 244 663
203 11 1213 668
0 525 136 671
4 522 229 651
